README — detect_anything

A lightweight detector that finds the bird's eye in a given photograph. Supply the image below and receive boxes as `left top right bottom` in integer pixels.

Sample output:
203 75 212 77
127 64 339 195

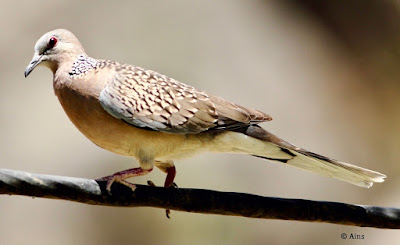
47 37 58 49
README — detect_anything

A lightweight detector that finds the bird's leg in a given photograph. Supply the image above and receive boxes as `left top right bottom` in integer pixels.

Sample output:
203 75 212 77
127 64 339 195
155 161 177 188
164 166 177 219
155 161 177 218
164 165 177 188
98 167 153 193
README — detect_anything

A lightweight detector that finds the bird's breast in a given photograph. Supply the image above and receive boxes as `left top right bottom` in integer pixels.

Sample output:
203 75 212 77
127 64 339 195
54 85 210 161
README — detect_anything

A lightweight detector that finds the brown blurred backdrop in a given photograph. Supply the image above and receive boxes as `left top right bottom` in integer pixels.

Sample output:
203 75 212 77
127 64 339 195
1 0 399 244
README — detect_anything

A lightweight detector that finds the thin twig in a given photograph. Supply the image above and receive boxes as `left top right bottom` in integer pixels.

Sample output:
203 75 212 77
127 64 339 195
0 168 398 229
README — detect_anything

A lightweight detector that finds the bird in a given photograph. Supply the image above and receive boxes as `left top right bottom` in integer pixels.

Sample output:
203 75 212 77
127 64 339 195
25 29 386 192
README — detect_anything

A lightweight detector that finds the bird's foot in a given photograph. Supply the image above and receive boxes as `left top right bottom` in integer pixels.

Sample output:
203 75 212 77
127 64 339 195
98 167 152 194
147 179 178 219
163 166 177 219
165 182 178 219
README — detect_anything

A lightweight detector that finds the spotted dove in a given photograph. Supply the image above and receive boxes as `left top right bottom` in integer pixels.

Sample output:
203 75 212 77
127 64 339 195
25 29 386 192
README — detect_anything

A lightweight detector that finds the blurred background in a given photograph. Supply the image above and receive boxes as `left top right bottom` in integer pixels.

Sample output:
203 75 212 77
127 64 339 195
1 0 399 244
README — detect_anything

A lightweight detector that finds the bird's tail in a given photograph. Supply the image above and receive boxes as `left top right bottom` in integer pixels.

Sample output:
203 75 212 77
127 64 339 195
226 125 386 188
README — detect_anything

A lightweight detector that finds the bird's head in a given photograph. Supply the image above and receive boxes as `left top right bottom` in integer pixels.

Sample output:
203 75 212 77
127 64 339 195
25 29 85 77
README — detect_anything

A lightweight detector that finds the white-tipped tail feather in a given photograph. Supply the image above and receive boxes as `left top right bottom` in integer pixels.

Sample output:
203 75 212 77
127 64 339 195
281 149 385 188
213 127 386 188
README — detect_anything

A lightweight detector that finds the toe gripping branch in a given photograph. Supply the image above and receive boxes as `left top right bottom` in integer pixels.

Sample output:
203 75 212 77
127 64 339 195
99 165 177 218
148 166 177 218
164 166 177 219
99 167 153 193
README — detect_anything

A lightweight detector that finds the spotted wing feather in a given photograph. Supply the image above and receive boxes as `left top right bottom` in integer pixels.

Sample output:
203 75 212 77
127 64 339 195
99 61 272 133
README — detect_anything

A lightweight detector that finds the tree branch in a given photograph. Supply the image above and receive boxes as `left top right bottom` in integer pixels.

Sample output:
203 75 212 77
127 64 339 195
0 168 398 228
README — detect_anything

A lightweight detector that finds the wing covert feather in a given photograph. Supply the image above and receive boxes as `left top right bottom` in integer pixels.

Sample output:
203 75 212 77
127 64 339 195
99 62 272 133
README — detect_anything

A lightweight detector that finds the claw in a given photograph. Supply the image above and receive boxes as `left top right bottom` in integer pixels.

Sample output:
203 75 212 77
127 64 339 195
98 167 152 194
105 175 121 193
147 180 156 187
146 178 178 219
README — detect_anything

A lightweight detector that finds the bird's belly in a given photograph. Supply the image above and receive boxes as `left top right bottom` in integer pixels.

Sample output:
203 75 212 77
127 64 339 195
55 86 209 160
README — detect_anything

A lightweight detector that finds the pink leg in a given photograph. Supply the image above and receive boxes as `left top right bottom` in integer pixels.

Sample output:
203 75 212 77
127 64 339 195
164 166 176 218
99 167 153 193
164 166 176 188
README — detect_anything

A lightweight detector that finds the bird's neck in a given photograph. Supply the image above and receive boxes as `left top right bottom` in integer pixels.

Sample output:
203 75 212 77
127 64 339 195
53 53 90 87
53 54 107 100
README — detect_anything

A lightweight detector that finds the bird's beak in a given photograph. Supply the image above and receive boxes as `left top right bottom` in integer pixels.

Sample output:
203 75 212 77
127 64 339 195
24 54 42 77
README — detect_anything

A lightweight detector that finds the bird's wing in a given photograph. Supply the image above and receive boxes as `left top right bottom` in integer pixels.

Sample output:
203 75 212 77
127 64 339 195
99 62 272 134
